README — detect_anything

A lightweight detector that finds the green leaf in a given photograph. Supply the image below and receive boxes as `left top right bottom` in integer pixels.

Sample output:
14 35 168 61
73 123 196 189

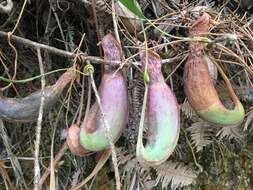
119 0 145 19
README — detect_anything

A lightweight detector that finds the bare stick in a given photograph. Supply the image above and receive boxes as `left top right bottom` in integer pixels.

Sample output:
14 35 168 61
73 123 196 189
111 0 120 45
0 120 28 189
0 31 181 66
48 0 68 51
11 0 28 33
34 48 46 190
0 31 74 57
39 143 68 189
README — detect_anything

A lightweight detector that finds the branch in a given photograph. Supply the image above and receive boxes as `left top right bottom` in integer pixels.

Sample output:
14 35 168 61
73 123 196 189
34 48 46 190
0 31 182 66
39 143 68 189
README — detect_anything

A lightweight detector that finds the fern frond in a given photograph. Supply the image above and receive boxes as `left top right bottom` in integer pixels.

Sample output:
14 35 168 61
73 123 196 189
127 71 144 144
121 158 142 190
116 147 134 166
187 121 213 152
244 108 253 131
216 124 243 141
235 86 253 102
181 100 195 119
154 161 198 190
173 144 185 159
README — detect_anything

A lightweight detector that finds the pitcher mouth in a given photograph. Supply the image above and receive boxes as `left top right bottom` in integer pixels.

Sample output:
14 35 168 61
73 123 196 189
196 101 245 125
136 49 180 166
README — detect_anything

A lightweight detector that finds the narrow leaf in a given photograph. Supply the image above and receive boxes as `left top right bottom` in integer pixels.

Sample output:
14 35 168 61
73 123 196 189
119 0 145 19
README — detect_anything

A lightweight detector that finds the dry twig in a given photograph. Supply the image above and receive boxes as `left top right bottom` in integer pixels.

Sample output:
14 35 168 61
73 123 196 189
0 31 182 66
34 48 46 190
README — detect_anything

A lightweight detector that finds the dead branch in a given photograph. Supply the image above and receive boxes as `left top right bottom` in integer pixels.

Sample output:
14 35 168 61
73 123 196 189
39 143 68 189
33 48 45 190
0 31 182 66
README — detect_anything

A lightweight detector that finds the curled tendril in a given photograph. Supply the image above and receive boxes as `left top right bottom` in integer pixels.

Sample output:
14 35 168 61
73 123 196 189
83 63 94 76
